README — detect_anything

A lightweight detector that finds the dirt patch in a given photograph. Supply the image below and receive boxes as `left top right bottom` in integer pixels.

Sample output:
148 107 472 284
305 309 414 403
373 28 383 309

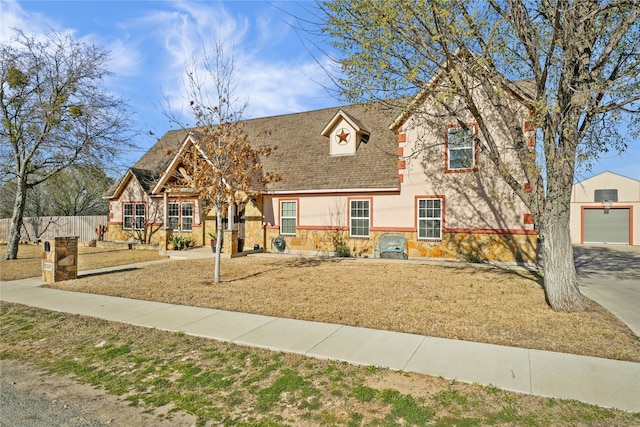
0 359 198 426
43 254 640 362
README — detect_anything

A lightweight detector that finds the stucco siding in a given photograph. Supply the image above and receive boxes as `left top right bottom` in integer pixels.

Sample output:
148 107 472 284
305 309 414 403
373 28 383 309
571 172 640 245
400 104 532 234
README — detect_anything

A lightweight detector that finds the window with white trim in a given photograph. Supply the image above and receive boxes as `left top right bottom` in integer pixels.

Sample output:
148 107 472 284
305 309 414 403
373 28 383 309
134 203 145 230
350 199 370 238
418 198 442 240
123 202 146 230
123 203 133 230
280 201 297 235
447 126 476 170
168 203 179 230
181 202 193 231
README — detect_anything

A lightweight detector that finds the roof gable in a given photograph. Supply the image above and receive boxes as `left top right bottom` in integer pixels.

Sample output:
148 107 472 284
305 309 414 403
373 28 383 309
102 167 156 200
104 129 191 200
321 109 371 137
390 62 536 132
151 132 197 194
109 102 401 197
321 109 373 157
102 169 134 200
575 171 640 186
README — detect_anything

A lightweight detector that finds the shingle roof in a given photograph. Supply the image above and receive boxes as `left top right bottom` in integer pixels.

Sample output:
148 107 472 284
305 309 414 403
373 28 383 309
246 103 400 192
133 129 190 173
102 129 188 198
130 168 161 194
105 103 401 198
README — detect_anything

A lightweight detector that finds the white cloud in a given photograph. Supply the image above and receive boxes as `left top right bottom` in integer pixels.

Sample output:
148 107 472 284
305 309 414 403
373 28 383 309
237 56 334 118
2 0 336 136
1 1 42 41
1 0 143 87
107 37 143 78
126 2 253 124
133 1 332 123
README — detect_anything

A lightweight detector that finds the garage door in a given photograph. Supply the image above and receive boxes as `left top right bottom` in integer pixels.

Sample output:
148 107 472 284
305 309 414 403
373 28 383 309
583 208 630 244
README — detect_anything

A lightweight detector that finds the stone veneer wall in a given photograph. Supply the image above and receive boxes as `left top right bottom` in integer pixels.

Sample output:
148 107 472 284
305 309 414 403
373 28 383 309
106 224 163 244
106 224 204 248
263 229 538 263
243 200 267 250
204 200 265 252
408 232 538 263
42 236 78 282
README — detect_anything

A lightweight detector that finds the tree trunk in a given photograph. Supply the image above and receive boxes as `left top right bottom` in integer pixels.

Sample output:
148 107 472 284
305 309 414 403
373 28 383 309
539 214 587 312
213 208 223 284
4 179 28 260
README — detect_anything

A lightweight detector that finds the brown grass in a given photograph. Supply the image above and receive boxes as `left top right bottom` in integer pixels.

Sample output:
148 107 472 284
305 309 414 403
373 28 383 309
0 243 168 281
27 249 639 363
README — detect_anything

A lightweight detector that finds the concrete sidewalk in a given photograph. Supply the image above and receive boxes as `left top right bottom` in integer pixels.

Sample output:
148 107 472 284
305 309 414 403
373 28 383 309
1 256 639 412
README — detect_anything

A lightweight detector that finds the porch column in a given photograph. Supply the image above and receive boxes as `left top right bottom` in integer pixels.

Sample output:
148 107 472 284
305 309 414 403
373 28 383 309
163 192 168 230
227 204 236 230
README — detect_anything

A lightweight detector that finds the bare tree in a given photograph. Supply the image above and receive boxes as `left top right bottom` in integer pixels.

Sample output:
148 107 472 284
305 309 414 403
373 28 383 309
315 0 640 311
1 29 135 259
167 41 279 283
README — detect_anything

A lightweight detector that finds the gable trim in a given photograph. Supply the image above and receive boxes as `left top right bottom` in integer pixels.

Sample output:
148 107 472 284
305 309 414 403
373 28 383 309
151 132 195 195
265 186 399 196
104 170 133 200
106 169 154 200
389 57 535 132
321 109 370 137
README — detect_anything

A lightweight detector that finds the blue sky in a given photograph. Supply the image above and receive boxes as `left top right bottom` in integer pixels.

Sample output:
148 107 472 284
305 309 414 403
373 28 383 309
1 0 638 181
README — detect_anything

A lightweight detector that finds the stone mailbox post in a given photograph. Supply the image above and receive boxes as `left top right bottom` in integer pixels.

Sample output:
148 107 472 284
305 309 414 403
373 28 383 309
42 236 79 282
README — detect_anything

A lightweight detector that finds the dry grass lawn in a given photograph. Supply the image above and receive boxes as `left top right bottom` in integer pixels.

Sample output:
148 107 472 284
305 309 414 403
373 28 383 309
18 245 637 363
0 243 168 281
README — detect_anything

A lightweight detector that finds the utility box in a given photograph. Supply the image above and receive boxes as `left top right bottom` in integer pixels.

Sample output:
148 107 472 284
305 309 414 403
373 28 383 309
42 236 79 282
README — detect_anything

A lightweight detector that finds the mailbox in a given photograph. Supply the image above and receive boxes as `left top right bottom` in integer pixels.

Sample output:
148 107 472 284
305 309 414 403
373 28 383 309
42 236 78 282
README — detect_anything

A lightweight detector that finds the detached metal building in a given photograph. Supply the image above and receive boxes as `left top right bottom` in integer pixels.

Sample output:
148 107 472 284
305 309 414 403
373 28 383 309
570 172 639 246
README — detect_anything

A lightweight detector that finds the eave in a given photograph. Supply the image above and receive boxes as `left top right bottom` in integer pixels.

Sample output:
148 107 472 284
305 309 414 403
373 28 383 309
263 186 400 196
102 170 134 200
151 132 197 195
321 109 371 137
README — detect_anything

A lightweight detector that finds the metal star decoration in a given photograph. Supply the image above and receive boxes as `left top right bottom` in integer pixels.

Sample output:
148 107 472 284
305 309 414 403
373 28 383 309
336 129 350 144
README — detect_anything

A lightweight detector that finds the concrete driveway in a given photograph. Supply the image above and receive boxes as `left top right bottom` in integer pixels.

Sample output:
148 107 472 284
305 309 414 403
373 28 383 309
573 245 640 336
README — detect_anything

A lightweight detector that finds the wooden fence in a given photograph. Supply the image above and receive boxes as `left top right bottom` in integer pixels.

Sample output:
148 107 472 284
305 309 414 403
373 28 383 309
0 215 108 243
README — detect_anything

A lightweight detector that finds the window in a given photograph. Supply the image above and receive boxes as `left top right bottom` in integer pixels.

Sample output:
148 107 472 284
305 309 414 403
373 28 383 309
350 199 370 238
447 125 476 171
280 201 297 235
123 202 145 230
181 203 193 231
135 203 145 230
418 198 442 240
123 203 133 230
168 203 180 230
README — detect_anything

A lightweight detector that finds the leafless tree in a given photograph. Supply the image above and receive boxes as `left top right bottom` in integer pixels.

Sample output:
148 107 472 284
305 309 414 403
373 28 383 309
166 41 279 283
1 29 135 259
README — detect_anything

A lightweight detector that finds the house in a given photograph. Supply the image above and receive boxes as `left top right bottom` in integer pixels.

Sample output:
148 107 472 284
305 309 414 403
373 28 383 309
104 84 538 262
570 171 639 245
